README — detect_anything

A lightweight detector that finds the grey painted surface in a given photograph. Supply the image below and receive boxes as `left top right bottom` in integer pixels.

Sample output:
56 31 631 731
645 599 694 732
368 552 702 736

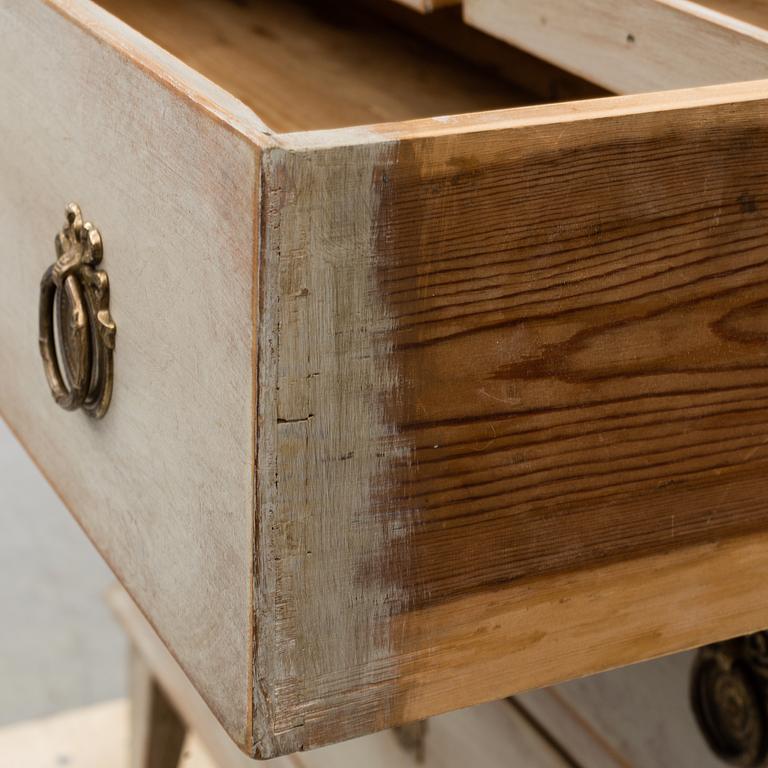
0 418 125 726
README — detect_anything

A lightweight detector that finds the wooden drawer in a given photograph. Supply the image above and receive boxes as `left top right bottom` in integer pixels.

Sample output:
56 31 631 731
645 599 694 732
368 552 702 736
4 0 768 759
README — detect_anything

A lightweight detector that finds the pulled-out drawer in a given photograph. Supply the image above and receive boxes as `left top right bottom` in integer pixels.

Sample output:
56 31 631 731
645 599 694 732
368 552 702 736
3 0 768 758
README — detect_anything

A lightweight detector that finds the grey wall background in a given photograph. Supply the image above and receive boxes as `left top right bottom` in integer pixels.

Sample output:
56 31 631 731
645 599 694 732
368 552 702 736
0 418 125 726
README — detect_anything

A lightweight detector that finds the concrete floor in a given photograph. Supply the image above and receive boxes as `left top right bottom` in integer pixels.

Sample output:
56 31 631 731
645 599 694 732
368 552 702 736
0 418 125 726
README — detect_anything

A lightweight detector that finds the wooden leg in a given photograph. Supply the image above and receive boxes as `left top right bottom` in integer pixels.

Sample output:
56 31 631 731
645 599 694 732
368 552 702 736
130 644 188 768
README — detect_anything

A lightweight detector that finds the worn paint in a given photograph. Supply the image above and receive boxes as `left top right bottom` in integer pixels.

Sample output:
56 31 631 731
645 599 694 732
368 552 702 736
254 142 413 755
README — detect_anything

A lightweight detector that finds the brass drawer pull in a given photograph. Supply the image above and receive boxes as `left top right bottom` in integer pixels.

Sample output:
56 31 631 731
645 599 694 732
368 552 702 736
38 203 116 419
691 633 768 767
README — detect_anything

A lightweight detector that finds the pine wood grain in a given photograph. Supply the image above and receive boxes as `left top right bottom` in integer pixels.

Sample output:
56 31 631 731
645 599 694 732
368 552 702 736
377 100 768 600
258 81 768 753
465 0 768 94
95 0 533 132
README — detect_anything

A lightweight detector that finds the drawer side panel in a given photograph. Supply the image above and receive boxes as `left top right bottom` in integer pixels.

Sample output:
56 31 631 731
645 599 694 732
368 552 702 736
0 0 258 746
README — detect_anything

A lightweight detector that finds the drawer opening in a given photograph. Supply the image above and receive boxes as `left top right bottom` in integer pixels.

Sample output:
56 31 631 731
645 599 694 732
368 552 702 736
93 0 602 134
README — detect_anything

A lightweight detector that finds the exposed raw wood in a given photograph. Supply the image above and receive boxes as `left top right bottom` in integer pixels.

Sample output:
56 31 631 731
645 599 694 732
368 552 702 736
130 648 188 768
519 651 723 768
0 0 266 748
95 0 533 132
464 0 768 94
258 80 768 753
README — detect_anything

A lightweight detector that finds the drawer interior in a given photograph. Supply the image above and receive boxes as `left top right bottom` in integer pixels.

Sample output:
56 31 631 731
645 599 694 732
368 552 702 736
94 0 589 133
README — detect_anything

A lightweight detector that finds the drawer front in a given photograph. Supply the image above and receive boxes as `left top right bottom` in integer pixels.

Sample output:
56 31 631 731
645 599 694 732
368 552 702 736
0 0 263 746
261 83 768 753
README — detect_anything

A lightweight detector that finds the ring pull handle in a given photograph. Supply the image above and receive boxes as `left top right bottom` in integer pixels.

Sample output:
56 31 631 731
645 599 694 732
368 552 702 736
38 203 116 419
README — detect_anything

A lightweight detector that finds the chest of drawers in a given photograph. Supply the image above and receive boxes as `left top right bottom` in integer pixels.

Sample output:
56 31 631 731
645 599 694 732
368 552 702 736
3 0 768 758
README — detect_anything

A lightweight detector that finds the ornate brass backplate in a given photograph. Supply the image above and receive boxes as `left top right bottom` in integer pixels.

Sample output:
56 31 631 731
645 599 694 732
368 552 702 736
692 632 768 767
38 203 116 419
